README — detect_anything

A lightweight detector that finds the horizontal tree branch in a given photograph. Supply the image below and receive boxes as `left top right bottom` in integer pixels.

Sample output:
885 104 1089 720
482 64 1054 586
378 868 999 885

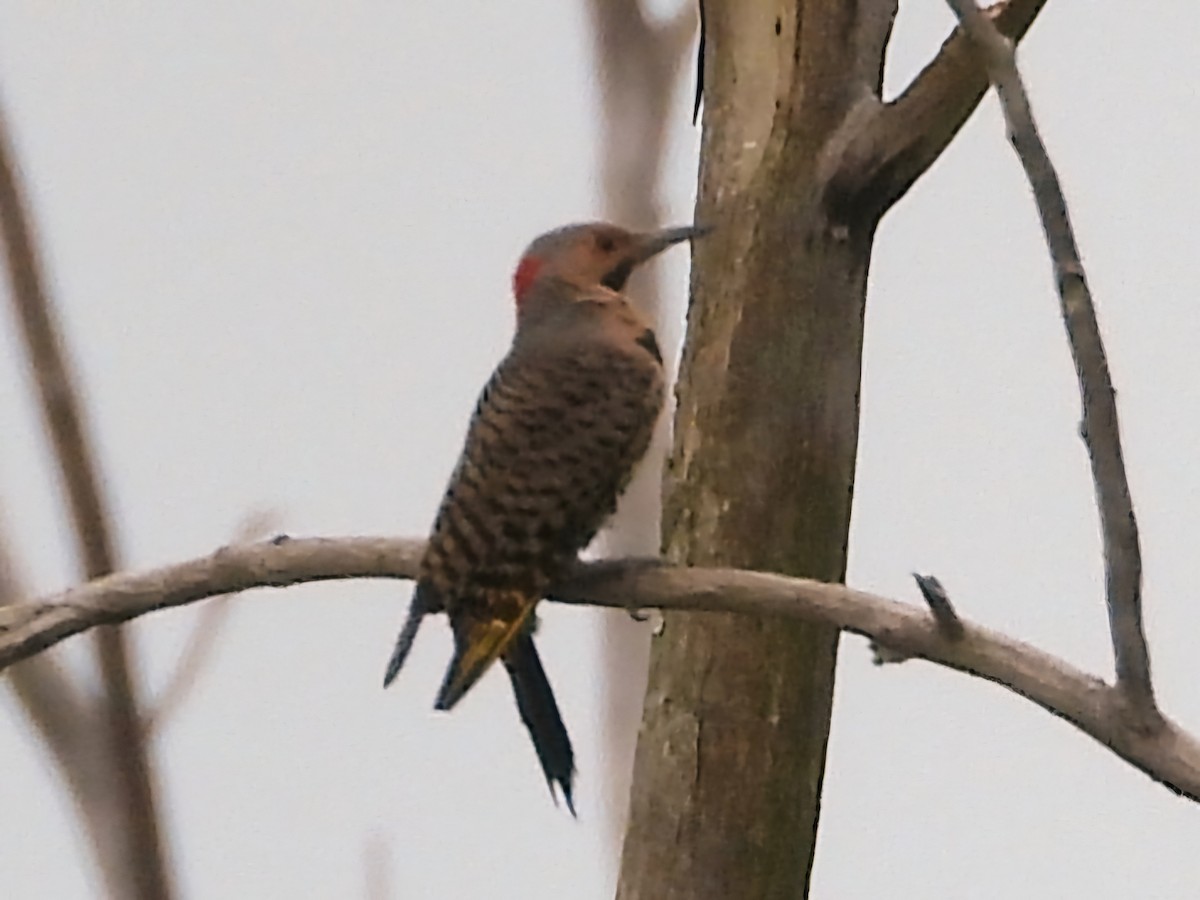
0 535 1195 802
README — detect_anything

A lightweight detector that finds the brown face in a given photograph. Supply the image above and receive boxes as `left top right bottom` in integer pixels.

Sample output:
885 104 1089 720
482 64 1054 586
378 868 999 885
513 223 633 304
564 224 639 291
513 222 709 305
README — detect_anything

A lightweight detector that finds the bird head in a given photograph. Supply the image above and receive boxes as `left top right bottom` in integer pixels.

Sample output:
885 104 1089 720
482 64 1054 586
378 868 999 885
511 221 710 310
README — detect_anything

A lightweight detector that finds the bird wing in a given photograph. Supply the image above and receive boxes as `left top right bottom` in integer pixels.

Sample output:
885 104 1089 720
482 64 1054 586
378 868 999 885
421 315 663 708
421 324 664 610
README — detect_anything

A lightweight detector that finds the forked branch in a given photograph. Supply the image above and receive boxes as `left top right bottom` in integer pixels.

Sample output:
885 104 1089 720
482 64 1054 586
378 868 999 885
945 0 1156 725
829 0 1049 218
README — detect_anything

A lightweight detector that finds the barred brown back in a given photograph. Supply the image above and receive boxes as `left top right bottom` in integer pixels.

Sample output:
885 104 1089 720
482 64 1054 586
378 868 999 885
420 317 664 618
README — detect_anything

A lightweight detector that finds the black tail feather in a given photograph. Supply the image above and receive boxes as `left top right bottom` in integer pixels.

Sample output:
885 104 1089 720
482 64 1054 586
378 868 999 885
503 631 576 815
383 585 431 688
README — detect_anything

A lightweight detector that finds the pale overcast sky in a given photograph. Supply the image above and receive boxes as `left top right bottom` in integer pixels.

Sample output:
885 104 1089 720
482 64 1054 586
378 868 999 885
0 4 1197 898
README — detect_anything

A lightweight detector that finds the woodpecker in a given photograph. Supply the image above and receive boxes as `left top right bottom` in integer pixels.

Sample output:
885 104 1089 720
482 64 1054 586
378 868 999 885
383 221 707 813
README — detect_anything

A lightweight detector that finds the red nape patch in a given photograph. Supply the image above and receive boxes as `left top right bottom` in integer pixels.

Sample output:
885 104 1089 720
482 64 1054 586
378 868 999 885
512 255 543 306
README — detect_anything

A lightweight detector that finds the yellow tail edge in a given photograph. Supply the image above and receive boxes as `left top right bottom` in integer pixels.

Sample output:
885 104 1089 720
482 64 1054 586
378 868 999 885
434 602 536 711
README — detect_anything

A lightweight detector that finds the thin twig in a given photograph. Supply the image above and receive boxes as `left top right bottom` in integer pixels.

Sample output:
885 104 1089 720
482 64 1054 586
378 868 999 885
0 96 174 898
142 512 278 736
914 573 965 640
0 536 1196 802
944 0 1155 727
141 592 234 737
872 574 963 663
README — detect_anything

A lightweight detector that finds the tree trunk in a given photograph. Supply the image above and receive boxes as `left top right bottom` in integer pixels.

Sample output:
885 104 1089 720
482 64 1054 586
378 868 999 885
616 1 1051 896
618 3 889 897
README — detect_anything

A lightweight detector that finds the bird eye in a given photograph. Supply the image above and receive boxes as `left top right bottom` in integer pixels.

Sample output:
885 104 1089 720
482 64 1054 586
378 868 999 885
596 234 616 253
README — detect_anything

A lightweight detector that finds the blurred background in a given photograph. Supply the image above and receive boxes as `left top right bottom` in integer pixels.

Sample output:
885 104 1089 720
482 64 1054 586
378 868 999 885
0 3 1197 897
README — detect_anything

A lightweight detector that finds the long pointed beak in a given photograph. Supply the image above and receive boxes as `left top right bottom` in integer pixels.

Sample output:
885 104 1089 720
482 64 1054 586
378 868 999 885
600 223 712 292
630 223 713 264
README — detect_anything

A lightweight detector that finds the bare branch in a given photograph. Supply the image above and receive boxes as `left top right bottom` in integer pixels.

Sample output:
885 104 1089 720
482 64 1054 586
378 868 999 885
1 536 1196 802
0 537 422 663
828 0 1049 219
0 95 173 898
945 0 1155 726
0 107 117 580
